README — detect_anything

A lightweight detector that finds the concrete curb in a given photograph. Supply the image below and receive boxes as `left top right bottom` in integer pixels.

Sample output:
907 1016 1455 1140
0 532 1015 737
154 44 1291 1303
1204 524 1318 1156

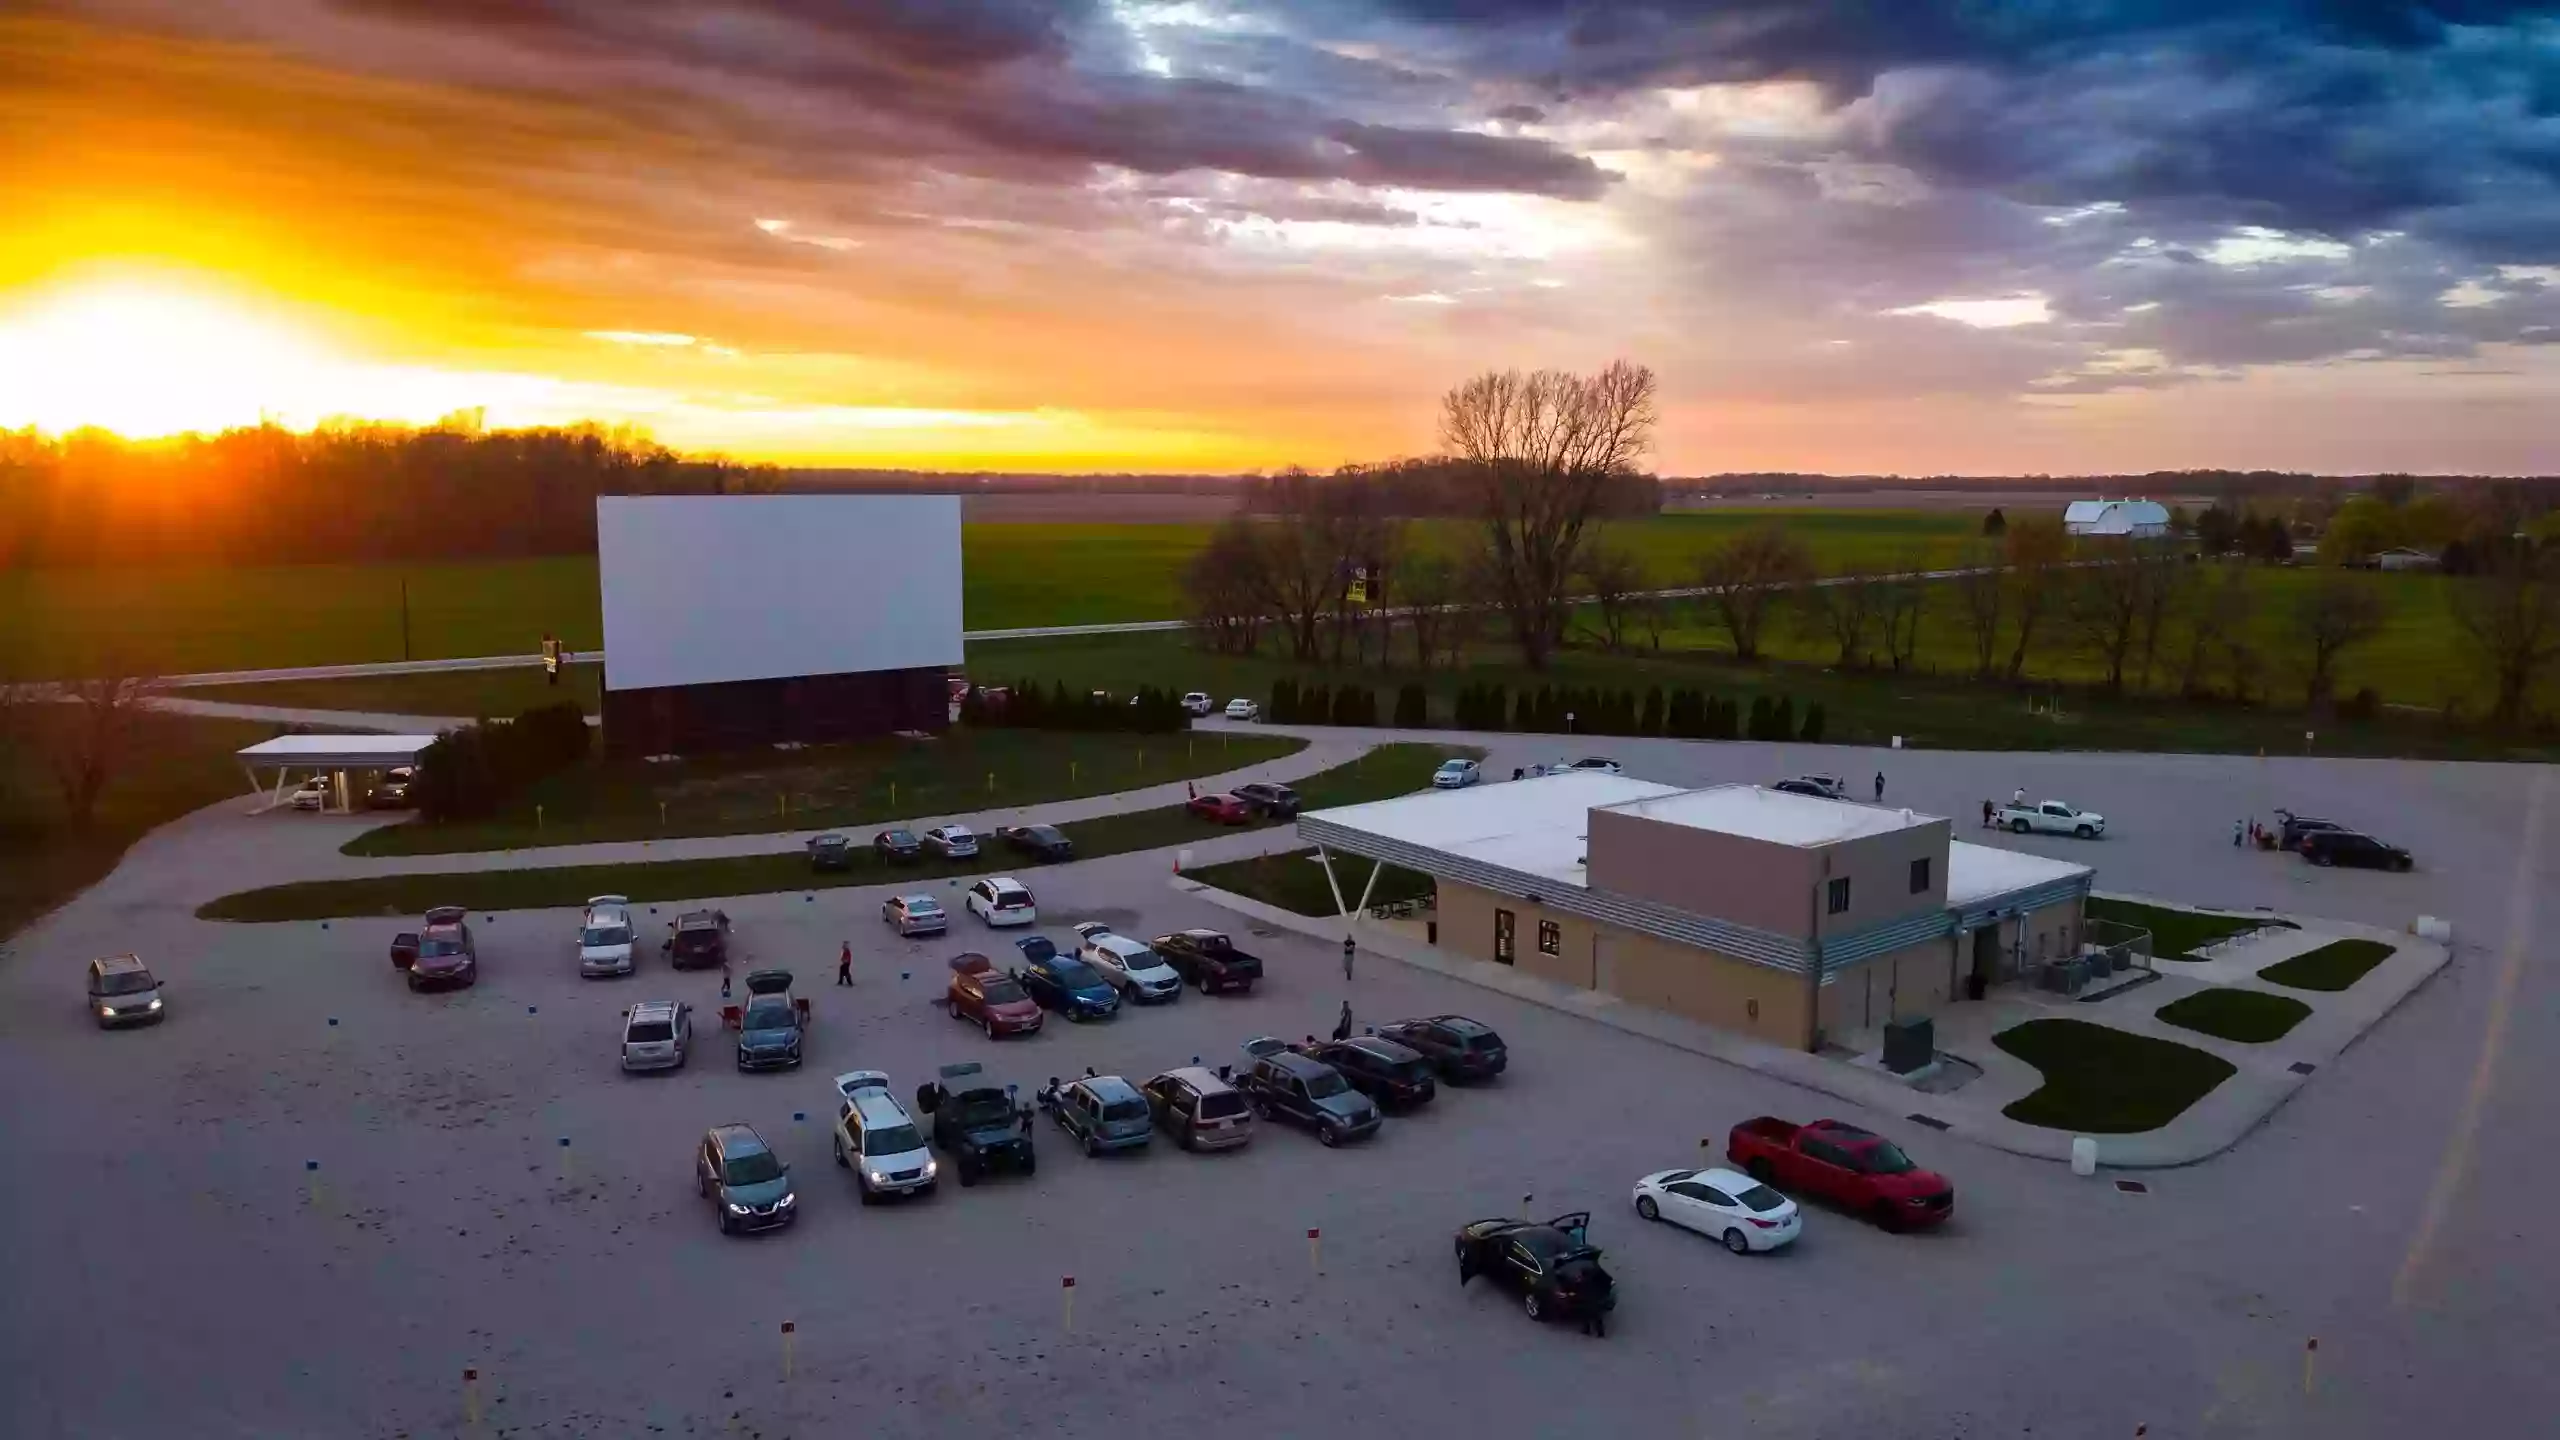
1177 876 2450 1170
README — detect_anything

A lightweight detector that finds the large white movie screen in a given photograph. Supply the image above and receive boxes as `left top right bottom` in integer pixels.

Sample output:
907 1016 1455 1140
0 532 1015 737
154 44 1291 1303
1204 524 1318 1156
595 495 962 693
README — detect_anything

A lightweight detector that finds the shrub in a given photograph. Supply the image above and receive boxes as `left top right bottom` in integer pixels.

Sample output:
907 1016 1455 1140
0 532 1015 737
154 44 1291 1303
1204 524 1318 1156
1800 702 1827 742
1639 685 1665 737
1394 683 1429 728
2338 686 2380 722
417 701 590 822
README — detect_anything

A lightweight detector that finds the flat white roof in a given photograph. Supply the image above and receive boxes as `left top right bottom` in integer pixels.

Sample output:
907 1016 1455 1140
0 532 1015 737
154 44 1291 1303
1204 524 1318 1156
1946 841 2091 908
1305 771 1680 888
236 734 436 767
1596 784 1940 847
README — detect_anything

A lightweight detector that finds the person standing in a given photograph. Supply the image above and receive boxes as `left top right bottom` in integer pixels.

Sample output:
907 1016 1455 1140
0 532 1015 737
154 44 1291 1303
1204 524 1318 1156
1342 933 1356 982
2233 818 2245 847
2013 786 2027 806
1982 798 1995 829
1873 771 1886 802
719 964 732 1001
1186 779 1196 800
1332 1000 1354 1042
836 941 853 987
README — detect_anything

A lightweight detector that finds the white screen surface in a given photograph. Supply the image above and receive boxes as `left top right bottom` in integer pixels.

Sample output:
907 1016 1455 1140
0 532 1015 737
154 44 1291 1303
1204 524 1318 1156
596 495 962 692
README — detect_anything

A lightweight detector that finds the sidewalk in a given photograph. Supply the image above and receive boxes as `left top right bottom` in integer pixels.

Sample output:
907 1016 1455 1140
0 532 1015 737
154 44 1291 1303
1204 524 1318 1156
1174 877 2448 1169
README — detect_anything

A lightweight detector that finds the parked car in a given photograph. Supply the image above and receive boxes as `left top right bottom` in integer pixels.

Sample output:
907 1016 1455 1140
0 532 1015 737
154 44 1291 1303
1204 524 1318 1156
806 831 854 871
1010 939 1120 1020
872 828 923 864
2300 829 2414 871
1998 800 2107 838
922 825 979 859
1141 1066 1254 1150
365 766 418 808
965 877 1040 928
1631 1166 1801 1254
915 1061 1037 1186
1559 756 1622 775
1454 1212 1615 1334
289 775 332 811
620 1000 693 1072
1073 925 1183 1003
86 953 165 1029
882 893 948 937
1302 1035 1435 1110
696 1123 797 1234
1375 1015 1508 1081
1232 781 1301 819
1726 1117 1952 1230
735 970 806 1071
1224 697 1260 721
405 915 479 991
578 896 637 978
1150 929 1263 994
2274 809 2345 851
1236 1040 1382 1146
832 1070 937 1202
1432 758 1482 789
1041 1074 1155 1156
664 909 729 970
1181 691 1215 716
1773 774 1850 799
946 953 1043 1038
994 823 1074 862
1185 792 1253 825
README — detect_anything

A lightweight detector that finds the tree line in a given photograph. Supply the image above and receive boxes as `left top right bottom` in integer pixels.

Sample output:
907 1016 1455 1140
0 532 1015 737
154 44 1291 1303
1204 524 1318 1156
0 419 780 568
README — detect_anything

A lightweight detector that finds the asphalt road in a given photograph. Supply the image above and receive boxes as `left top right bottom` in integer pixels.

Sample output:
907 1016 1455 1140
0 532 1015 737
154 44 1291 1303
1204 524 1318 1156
0 732 2552 1438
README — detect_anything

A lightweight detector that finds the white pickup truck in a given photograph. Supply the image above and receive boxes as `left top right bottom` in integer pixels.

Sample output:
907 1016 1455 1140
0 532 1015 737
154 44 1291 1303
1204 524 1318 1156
1998 800 2107 838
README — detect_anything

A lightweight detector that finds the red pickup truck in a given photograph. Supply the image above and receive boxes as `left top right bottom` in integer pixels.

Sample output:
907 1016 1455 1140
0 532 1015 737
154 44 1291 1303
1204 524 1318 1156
1727 1117 1955 1230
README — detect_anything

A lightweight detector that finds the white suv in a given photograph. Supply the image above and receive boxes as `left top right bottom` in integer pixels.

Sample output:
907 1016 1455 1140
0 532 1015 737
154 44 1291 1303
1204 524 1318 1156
1073 924 1183 1004
967 877 1039 928
579 895 637 977
832 1071 937 1202
620 1000 692 1072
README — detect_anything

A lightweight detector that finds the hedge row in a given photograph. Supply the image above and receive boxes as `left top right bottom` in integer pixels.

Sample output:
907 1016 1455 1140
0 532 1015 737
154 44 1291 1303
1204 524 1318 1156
964 680 1193 734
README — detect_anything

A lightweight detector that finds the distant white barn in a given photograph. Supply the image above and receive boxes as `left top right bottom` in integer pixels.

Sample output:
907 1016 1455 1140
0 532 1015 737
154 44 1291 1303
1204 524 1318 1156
2063 499 2172 538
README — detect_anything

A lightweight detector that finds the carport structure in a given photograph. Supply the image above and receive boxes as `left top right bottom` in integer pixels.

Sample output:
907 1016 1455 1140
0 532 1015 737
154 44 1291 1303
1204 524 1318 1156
235 734 436 813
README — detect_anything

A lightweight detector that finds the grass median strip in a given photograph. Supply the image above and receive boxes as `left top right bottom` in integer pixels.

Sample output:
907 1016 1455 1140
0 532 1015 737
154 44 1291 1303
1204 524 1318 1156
2154 986 2313 1044
2085 896 2293 961
2258 938 2396 992
200 741 1482 922
1994 1018 2238 1133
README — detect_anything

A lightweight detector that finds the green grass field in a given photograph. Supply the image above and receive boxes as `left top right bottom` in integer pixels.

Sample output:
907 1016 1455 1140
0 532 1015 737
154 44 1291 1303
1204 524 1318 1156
347 728 1301 856
2258 938 2397 992
2084 897 2293 960
2153 987 2313 1043
1184 848 1436 917
1995 1018 2238 1133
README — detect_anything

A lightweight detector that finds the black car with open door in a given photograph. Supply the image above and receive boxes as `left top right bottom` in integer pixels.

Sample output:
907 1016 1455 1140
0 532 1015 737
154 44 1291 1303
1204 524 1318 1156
1454 1212 1615 1335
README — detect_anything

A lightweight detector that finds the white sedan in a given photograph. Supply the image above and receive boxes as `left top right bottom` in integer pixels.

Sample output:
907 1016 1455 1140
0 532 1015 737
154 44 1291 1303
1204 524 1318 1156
1432 758 1481 789
1224 697 1260 721
1631 1166 1801 1254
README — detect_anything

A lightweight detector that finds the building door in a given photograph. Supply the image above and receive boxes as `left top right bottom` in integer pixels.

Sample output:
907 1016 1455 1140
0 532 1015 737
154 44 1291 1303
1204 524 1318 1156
1591 934 1615 993
1493 909 1515 966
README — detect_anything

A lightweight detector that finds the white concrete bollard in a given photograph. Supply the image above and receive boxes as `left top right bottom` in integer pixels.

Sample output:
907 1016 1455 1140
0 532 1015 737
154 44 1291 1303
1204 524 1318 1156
1891 735 1903 749
2070 1137 2098 1176
2414 916 2453 944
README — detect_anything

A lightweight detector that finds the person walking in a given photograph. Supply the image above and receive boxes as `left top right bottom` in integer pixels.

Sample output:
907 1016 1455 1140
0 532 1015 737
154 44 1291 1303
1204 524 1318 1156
1186 779 1196 800
1981 798 1995 829
1332 1000 1354 1042
1873 771 1886 802
836 941 853 987
1342 933 1356 982
2233 818 2245 847
719 964 732 1001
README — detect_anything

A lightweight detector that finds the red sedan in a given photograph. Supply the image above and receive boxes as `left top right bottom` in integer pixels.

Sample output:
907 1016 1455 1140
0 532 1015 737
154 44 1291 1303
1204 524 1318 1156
1186 792 1254 825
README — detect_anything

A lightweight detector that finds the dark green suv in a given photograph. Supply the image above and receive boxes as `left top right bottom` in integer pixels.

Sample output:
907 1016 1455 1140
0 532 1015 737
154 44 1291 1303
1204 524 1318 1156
696 1124 797 1234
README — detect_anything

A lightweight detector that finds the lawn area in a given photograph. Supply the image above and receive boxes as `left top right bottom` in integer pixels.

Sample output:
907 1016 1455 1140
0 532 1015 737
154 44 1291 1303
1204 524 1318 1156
189 664 607 719
197 742 1479 922
2085 896 2293 960
2154 987 2313 1044
1186 848 1436 917
1 710 278 943
345 728 1303 856
1994 1018 2239 1133
2258 938 2398 992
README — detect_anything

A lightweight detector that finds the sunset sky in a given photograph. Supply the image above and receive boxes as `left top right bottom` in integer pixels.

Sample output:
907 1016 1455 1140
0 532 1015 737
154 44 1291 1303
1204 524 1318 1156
2 1 2556 475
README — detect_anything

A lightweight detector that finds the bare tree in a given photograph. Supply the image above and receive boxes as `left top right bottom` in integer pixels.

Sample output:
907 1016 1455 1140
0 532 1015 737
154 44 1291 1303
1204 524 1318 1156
1950 540 2008 679
1576 540 1647 654
2065 538 2149 694
1798 564 1882 668
2285 570 2389 711
1696 522 1813 661
1240 468 1368 662
2174 565 2257 698
2003 514 2070 680
2448 547 2560 728
1396 549 1461 673
1878 548 1931 672
1440 360 1659 669
2131 548 2192 692
1181 517 1272 656
46 668 164 827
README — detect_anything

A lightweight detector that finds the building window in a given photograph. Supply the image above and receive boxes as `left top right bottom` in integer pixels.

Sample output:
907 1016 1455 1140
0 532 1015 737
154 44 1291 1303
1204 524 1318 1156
1826 876 1851 915
1493 908 1515 965
1537 919 1560 956
1909 857 1930 894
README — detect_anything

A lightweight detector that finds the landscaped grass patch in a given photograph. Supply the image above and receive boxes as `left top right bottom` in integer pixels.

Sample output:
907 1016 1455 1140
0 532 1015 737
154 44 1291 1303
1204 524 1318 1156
2155 987 2313 1044
199 742 1480 922
346 728 1301 856
2085 896 2291 961
1994 1018 2238 1133
1186 849 1436 917
2259 939 2397 992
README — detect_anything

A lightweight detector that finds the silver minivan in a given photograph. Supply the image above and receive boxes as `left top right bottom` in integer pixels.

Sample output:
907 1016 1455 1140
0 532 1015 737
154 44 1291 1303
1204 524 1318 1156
621 1000 692 1071
87 953 166 1028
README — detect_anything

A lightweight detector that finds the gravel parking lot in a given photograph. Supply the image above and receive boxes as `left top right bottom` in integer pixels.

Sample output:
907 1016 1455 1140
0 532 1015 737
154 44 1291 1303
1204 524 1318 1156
3 735 2555 1438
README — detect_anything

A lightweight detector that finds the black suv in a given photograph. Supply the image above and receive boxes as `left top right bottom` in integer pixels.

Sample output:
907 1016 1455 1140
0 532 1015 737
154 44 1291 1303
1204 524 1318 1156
2274 809 2344 851
1232 782 1301 819
1375 1015 1509 1082
1237 1041 1381 1146
916 1062 1037 1186
1305 1035 1436 1110
2300 829 2413 871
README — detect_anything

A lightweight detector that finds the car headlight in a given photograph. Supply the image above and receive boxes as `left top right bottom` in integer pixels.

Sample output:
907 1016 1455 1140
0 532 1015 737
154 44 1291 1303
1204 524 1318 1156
777 1193 796 1208
98 1005 115 1018
866 1170 888 1184
726 1201 752 1215
920 1158 939 1177
146 998 163 1011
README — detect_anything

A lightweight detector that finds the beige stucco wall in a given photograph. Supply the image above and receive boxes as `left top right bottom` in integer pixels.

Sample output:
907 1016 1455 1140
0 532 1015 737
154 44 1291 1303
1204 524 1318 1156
1813 819 1952 939
1818 934 1964 1036
1584 810 1818 935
